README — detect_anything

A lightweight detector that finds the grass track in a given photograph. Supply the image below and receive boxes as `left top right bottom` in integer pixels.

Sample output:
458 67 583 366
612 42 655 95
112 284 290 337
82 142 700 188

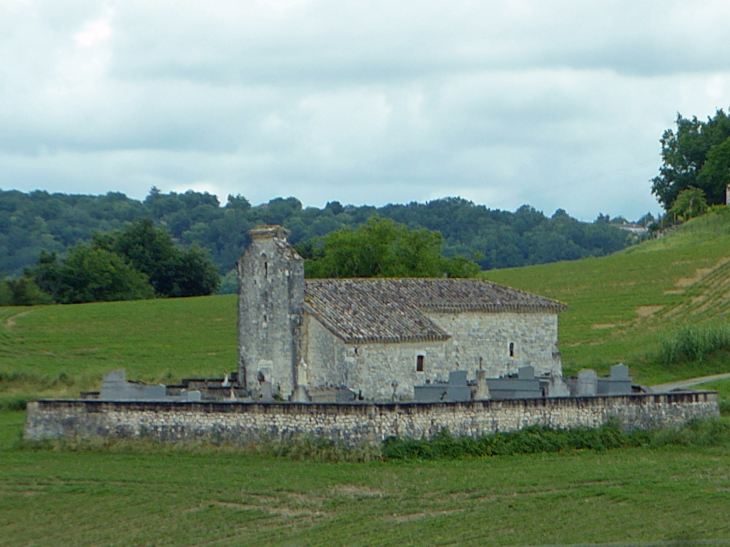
2 411 730 546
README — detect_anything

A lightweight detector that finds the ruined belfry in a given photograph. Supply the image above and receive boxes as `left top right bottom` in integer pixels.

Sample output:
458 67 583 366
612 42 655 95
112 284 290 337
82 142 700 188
237 226 304 398
237 225 566 402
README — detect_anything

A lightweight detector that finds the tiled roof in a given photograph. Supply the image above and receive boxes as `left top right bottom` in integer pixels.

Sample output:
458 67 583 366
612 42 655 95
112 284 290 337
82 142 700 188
303 278 566 344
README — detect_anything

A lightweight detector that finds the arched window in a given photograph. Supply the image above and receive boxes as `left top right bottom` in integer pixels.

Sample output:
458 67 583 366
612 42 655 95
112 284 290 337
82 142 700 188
509 342 515 358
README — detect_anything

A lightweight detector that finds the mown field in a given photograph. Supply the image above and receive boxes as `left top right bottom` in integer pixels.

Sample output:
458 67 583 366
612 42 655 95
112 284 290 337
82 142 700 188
0 295 238 404
3 208 730 546
2 411 730 546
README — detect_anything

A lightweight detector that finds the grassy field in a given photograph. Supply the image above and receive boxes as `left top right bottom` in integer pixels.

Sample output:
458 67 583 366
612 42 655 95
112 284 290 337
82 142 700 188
2 208 729 402
1 410 730 546
0 295 238 402
3 211 730 545
484 207 730 383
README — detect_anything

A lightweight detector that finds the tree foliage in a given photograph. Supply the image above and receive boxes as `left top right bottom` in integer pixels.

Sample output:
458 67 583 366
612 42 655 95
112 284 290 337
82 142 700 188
651 109 730 210
299 217 481 278
669 187 708 222
13 219 220 305
40 246 155 304
0 189 634 287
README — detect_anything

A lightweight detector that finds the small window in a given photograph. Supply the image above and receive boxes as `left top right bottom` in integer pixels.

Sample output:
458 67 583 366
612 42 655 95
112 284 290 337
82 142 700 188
509 342 515 358
416 355 425 372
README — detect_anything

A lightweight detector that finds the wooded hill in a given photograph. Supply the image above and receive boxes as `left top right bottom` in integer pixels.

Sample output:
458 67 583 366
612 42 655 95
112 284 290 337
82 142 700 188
0 188 635 278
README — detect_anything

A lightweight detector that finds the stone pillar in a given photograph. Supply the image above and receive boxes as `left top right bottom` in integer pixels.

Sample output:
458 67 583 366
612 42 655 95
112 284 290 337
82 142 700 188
237 225 304 399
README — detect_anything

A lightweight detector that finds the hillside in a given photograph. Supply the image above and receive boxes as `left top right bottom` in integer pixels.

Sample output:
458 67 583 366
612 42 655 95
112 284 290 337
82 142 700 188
0 189 633 277
483 207 730 383
1 208 729 404
0 296 238 404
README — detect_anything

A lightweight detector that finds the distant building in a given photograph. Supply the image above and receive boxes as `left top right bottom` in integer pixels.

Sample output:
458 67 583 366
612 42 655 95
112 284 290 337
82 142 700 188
616 223 649 236
237 226 566 401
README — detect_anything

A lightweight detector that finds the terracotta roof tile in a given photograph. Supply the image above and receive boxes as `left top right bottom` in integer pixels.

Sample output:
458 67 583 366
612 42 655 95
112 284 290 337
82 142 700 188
303 278 565 344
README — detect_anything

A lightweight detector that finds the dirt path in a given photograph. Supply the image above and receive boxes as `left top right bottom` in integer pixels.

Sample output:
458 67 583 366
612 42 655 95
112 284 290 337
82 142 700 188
4 310 32 330
651 372 730 392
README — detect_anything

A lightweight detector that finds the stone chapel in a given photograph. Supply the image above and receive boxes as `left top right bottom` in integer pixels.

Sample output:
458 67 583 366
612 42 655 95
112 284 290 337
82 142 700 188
238 225 566 401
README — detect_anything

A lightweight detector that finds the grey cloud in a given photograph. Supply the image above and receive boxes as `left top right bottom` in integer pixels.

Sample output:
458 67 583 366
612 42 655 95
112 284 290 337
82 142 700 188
0 0 727 223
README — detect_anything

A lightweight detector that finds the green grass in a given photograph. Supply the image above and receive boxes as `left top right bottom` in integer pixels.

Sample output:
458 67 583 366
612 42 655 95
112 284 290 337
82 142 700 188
2 411 730 546
4 215 730 544
0 295 237 397
483 207 730 383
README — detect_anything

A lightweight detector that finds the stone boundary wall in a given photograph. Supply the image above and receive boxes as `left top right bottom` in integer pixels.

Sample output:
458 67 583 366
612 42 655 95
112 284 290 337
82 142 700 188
24 392 719 447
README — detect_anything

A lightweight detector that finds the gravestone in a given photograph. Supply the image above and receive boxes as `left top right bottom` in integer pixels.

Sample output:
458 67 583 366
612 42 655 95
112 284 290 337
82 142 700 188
259 381 275 403
100 369 167 401
575 369 598 397
546 371 570 397
99 369 201 402
486 366 542 400
597 364 632 395
473 370 491 401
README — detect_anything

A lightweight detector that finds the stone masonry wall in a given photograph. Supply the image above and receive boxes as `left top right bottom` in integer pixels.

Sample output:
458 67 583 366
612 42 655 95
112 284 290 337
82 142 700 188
25 392 719 447
426 311 561 378
303 314 452 400
303 311 561 401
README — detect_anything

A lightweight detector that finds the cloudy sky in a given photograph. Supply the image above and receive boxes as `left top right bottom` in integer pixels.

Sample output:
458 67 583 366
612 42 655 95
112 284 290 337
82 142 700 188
2 0 730 220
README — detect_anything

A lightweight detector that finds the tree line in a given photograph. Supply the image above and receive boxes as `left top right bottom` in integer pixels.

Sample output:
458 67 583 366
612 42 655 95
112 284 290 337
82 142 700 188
0 188 636 284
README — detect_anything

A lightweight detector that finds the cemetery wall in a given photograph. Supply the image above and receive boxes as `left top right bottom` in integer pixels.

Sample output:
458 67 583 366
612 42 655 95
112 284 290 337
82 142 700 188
25 391 719 446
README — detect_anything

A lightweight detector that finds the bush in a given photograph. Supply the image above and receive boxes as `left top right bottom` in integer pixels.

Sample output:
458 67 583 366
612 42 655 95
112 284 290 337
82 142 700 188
381 420 730 461
0 394 31 411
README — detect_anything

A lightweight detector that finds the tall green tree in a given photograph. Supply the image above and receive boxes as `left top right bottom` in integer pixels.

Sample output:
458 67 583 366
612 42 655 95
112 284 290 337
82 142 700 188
35 246 154 304
105 219 220 297
651 109 730 210
299 217 480 279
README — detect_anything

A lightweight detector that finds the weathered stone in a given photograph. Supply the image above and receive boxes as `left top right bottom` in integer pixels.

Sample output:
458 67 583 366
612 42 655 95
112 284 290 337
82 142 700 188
575 369 598 397
546 371 570 398
597 364 633 396
238 226 304 399
24 392 721 446
473 370 491 401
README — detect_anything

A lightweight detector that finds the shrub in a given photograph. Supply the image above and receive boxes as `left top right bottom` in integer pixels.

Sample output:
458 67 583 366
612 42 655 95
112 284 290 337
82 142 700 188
381 420 730 461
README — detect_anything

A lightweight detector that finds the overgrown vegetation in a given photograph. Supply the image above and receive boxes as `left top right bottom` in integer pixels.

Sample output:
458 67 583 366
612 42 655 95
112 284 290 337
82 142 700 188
382 420 730 460
660 323 730 365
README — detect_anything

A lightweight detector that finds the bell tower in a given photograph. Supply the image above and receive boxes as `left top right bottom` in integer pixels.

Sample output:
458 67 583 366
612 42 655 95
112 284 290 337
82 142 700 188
237 225 304 399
